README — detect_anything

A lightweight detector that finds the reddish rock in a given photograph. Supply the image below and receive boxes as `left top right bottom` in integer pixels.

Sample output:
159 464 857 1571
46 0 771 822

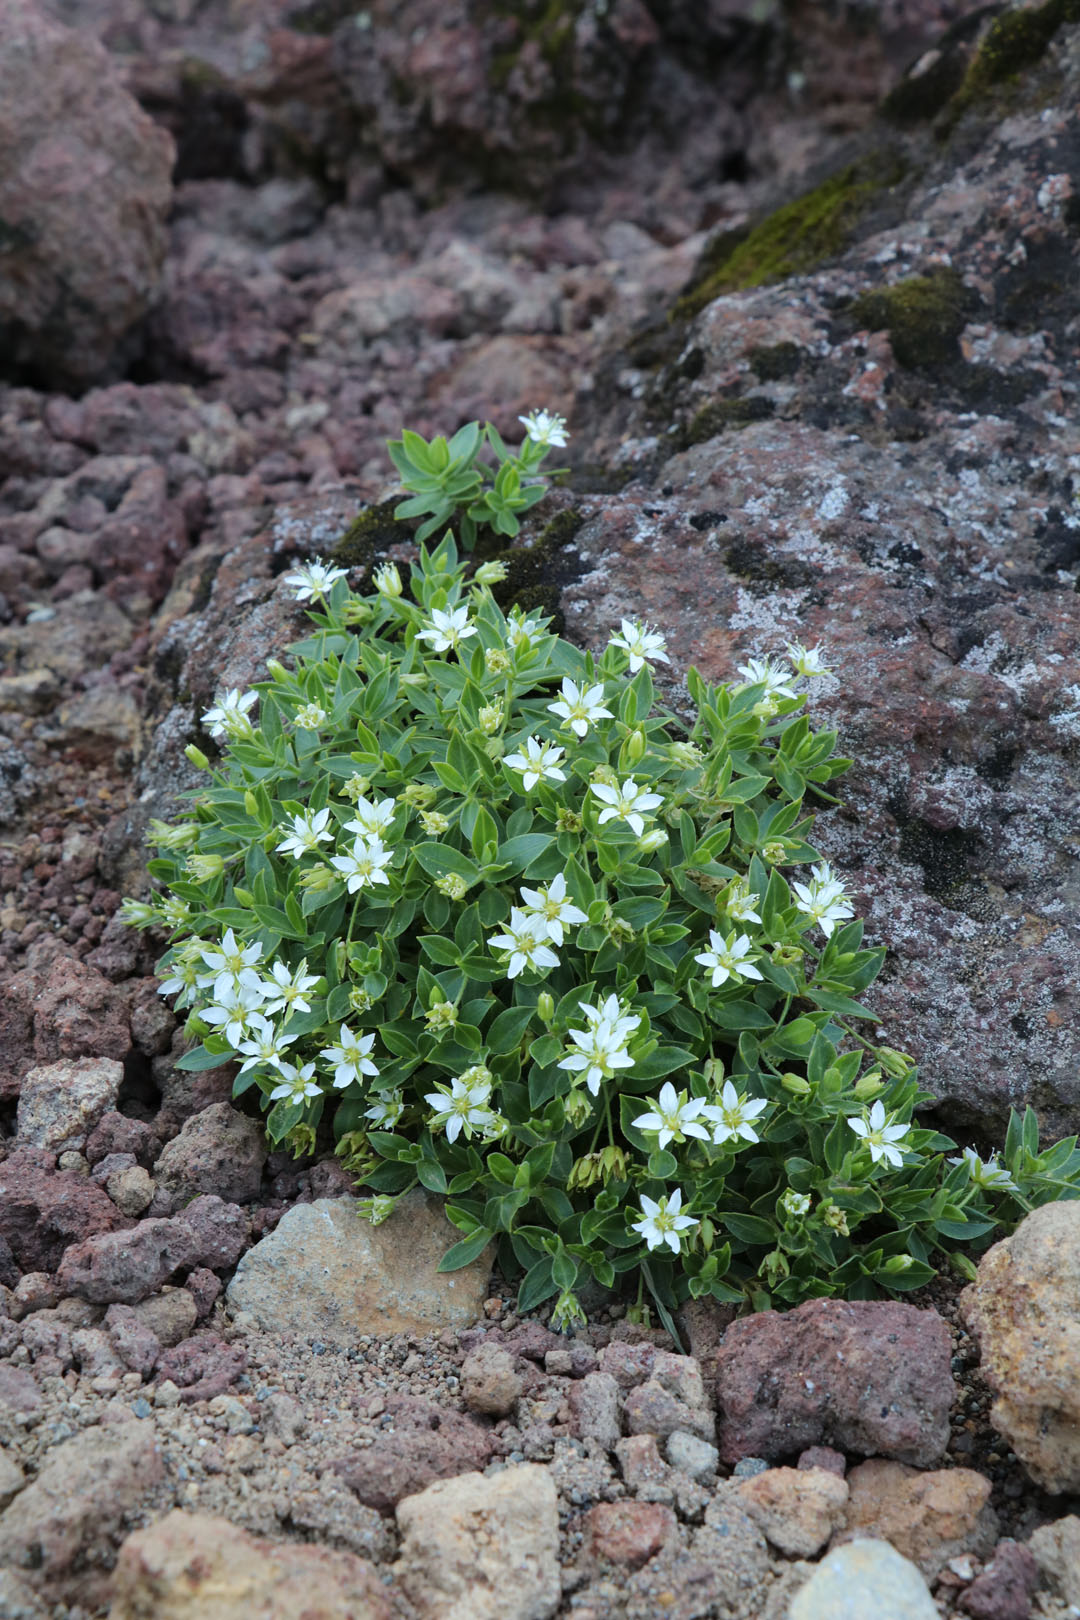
154 1334 247 1403
959 1538 1039 1620
56 1216 196 1305
175 1194 249 1270
151 1102 267 1206
85 1111 162 1169
798 1445 847 1477
185 1267 222 1320
713 1299 954 1467
29 954 132 1069
0 1364 42 1415
0 0 174 386
104 1304 161 1378
0 1146 130 1273
586 1501 677 1569
598 1340 657 1390
331 1395 497 1514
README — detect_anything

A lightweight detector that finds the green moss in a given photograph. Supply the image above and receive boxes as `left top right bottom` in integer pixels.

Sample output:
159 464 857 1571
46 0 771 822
487 507 586 631
681 396 775 449
950 0 1080 117
747 342 805 381
330 501 414 574
673 152 906 321
848 269 971 371
490 0 585 93
880 49 968 125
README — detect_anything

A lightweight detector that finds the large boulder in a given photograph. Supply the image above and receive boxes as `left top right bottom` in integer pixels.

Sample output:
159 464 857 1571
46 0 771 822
0 0 174 386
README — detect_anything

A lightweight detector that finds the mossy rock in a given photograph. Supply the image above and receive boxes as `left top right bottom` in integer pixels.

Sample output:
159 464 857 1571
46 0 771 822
747 342 806 381
673 149 908 321
330 501 414 574
948 0 1080 121
848 268 973 371
486 507 586 631
681 396 775 449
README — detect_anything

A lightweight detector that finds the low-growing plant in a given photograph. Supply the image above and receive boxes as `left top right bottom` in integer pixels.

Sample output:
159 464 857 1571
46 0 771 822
125 432 1080 1335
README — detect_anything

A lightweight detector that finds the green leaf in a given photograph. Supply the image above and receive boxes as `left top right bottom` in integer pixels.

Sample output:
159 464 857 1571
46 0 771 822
719 1213 775 1246
518 1257 559 1313
419 935 463 967
414 842 480 885
632 1046 698 1082
487 1004 536 1054
176 1044 231 1072
495 833 554 874
436 1227 494 1271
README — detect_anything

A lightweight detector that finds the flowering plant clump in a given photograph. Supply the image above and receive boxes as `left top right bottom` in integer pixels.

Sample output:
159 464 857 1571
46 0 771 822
126 486 1080 1331
386 410 568 550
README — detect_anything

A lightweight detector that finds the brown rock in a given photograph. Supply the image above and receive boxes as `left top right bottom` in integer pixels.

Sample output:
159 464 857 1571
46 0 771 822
0 1146 130 1273
461 1341 523 1417
568 1371 622 1450
152 1102 267 1206
108 1509 393 1620
1027 1516 1080 1608
331 1395 496 1514
738 1465 850 1557
713 1298 954 1466
961 1202 1080 1493
585 1500 677 1569
959 1537 1038 1620
840 1458 998 1578
29 954 132 1068
56 1216 197 1305
0 0 174 386
154 1334 246 1403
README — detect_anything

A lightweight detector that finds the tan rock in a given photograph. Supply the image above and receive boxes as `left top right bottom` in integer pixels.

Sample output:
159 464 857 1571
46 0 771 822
0 1444 25 1508
395 1464 560 1620
226 1192 492 1340
838 1458 997 1577
585 1501 677 1569
1028 1514 1080 1606
461 1341 523 1417
15 1057 123 1153
107 1509 393 1619
738 1465 849 1557
961 1200 1080 1492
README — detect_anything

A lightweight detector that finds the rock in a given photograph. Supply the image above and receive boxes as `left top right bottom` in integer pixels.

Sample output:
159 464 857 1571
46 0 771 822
104 1304 161 1379
615 1433 671 1494
0 1420 161 1577
713 1299 954 1466
15 954 132 1078
185 1267 222 1319
226 1192 492 1340
461 1341 523 1417
840 1459 998 1579
85 1111 161 1169
1026 1516 1080 1607
738 1465 849 1557
394 1464 560 1620
959 1538 1038 1620
154 1334 246 1403
666 1430 720 1481
0 1445 25 1507
788 1539 939 1619
798 1446 847 1477
0 1146 130 1273
174 1194 249 1270
0 0 174 387
598 1340 656 1390
263 1391 306 1445
151 1102 266 1206
567 1371 621 1450
70 1326 126 1378
623 1376 715 1443
130 1287 199 1347
56 1217 197 1304
585 1501 677 1569
0 1364 42 1416
331 1395 497 1514
0 1570 47 1620
14 1057 122 1152
961 1201 1080 1492
106 1164 155 1216
107 1509 393 1620
9 1271 59 1318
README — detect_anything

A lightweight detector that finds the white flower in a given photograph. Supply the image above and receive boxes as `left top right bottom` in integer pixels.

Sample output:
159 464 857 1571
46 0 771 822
847 1100 910 1167
320 1025 380 1089
417 605 477 653
201 984 266 1048
258 958 320 1017
694 928 763 990
236 1016 299 1074
547 678 612 739
781 1189 811 1217
293 702 328 731
633 1082 711 1151
283 558 348 601
197 928 263 1001
343 796 397 841
268 1061 322 1103
590 776 665 837
425 1070 498 1143
786 641 831 678
725 879 762 925
157 952 202 1007
609 618 671 673
488 908 560 979
736 656 798 701
506 610 545 652
276 808 334 861
505 736 567 791
373 562 403 598
703 1080 769 1146
576 995 642 1043
792 861 855 938
519 872 588 946
559 1014 636 1096
519 407 569 449
201 688 257 741
947 1146 1017 1192
364 1091 405 1128
330 836 393 894
632 1189 697 1254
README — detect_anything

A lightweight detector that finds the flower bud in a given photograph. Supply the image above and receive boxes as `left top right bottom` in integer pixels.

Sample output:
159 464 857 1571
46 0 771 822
772 944 804 968
537 991 555 1026
599 1145 629 1183
244 790 259 818
119 899 158 930
853 1071 884 1101
703 1057 725 1087
876 1046 915 1079
556 807 583 835
564 1088 593 1127
185 744 210 770
474 559 509 585
436 873 469 901
333 941 349 979
298 864 336 892
485 647 512 676
358 1195 397 1226
402 782 437 808
265 659 289 683
822 1202 849 1236
699 1216 716 1253
233 887 254 906
762 1248 790 1286
761 840 787 864
425 999 458 1030
624 727 647 765
479 701 503 735
550 1288 587 1332
568 1153 602 1191
149 818 198 851
342 773 371 803
951 1252 979 1282
349 987 374 1014
881 1253 913 1274
373 561 403 598
420 810 450 836
186 853 224 882
670 739 703 769
780 1072 812 1096
638 827 668 855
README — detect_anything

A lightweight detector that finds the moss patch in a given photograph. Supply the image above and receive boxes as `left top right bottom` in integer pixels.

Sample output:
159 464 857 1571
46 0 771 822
681 396 775 449
487 507 586 631
747 342 805 381
949 0 1080 119
330 500 414 575
673 151 907 321
848 268 972 370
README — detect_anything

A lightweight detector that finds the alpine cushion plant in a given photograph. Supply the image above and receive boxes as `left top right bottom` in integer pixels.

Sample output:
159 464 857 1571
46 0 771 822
124 485 1080 1338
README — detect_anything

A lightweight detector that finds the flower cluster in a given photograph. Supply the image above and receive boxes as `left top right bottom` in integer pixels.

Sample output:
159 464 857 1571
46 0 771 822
127 442 1076 1329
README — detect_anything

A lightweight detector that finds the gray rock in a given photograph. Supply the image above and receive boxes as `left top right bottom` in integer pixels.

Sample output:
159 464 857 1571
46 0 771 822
152 1102 266 1206
226 1193 492 1341
788 1540 939 1619
15 1057 122 1153
0 1445 25 1508
666 1430 720 1481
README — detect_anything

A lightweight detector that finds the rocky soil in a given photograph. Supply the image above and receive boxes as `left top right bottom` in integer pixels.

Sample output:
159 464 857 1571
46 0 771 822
4 0 1080 1614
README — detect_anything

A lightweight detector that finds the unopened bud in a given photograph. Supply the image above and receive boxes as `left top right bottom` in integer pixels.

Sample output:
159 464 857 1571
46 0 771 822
474 559 508 586
853 1071 884 1101
781 1072 812 1096
624 727 647 766
436 873 469 901
537 991 555 1025
638 827 668 854
703 1057 725 1087
265 659 289 683
881 1253 913 1274
762 840 787 864
563 1089 593 1128
185 744 210 770
876 1046 915 1079
244 790 259 817
373 562 403 598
